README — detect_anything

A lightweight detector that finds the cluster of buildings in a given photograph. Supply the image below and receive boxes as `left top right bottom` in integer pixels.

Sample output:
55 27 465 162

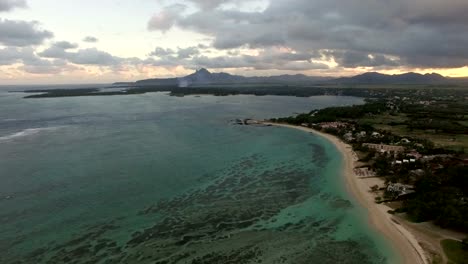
353 168 376 177
394 159 416 165
363 143 405 154
317 122 349 129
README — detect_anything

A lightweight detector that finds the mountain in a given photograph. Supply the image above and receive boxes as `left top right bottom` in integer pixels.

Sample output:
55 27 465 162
122 69 455 87
178 68 248 86
132 68 330 87
333 72 448 84
134 68 243 87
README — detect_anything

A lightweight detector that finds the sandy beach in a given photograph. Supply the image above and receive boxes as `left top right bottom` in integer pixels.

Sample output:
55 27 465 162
265 123 428 264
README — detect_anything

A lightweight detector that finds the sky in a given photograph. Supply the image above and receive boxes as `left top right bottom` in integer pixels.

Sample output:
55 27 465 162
1 0 468 84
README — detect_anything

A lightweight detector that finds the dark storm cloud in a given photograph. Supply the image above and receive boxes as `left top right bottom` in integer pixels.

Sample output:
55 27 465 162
0 0 26 12
0 19 53 46
83 36 98 43
148 0 468 69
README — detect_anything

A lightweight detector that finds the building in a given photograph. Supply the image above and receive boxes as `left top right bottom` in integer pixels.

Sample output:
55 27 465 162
400 138 411 144
319 122 349 129
387 183 415 197
344 132 354 142
408 150 423 160
363 143 405 154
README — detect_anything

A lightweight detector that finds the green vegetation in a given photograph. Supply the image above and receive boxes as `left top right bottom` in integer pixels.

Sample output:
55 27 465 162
23 83 468 101
404 166 468 230
441 239 468 264
274 101 388 124
273 87 468 232
357 99 468 151
24 85 371 98
23 86 179 98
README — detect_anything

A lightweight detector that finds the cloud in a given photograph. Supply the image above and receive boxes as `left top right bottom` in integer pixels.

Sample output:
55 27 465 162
149 46 200 60
185 0 257 10
189 48 328 70
187 0 228 10
177 46 200 59
40 45 122 66
20 59 75 74
147 0 468 69
329 50 401 68
147 4 187 32
39 41 78 58
83 36 98 43
0 19 53 46
191 55 328 71
0 46 31 65
68 48 121 65
0 46 77 74
149 47 175 57
55 41 77 49
0 0 27 12
39 40 127 66
147 45 328 71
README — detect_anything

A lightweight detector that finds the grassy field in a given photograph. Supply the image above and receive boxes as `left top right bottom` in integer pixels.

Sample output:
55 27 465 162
441 239 468 264
357 113 468 151
359 113 409 125
375 125 468 151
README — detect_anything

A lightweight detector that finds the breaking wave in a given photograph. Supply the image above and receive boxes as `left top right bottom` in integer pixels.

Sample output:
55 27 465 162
0 127 63 142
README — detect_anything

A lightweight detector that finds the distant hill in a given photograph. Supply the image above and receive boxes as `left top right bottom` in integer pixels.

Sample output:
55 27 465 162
131 68 331 87
116 69 460 87
333 72 448 84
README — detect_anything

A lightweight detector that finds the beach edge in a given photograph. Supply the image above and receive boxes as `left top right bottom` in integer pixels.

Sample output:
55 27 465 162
264 122 428 264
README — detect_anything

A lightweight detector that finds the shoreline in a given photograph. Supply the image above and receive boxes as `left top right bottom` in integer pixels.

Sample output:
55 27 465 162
265 122 428 264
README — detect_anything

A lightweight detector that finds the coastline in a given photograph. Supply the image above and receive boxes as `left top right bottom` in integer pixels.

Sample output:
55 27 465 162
265 122 428 264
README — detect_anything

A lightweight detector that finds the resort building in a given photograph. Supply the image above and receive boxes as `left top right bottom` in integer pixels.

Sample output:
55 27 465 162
363 143 405 154
387 183 415 197
318 122 349 129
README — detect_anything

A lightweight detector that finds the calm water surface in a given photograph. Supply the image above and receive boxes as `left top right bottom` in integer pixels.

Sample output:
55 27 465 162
0 91 397 263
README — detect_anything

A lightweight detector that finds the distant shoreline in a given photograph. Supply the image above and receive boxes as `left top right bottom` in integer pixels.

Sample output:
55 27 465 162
263 122 428 264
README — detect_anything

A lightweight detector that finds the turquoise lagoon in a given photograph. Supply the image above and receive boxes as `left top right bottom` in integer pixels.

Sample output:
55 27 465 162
0 91 397 263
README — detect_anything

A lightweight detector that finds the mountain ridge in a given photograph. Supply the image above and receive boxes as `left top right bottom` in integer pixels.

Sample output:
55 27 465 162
120 68 462 87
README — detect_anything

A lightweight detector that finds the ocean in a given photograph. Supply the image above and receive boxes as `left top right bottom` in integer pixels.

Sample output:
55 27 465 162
0 90 397 263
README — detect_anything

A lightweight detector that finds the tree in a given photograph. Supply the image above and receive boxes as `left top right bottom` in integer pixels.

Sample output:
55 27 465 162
462 238 468 250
